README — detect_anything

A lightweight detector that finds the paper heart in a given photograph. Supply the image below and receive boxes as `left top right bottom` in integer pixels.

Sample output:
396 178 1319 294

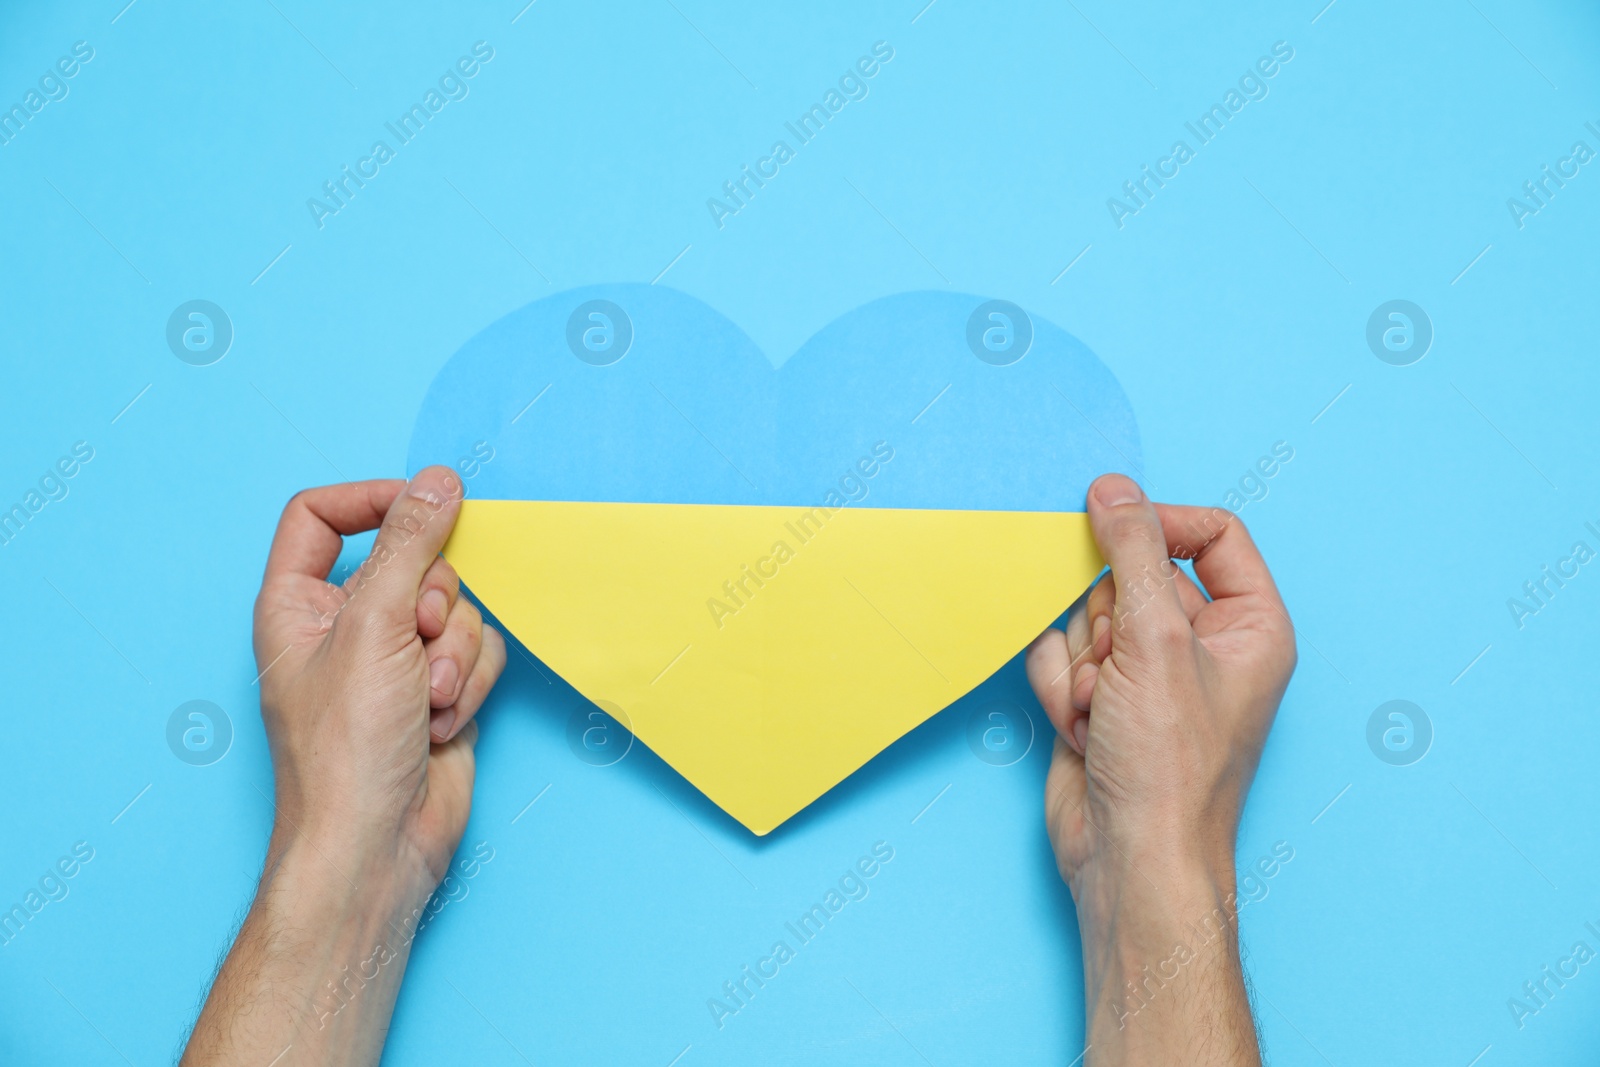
408 285 1140 834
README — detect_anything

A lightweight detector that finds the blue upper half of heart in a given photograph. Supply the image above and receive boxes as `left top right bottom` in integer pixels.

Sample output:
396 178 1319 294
408 285 1142 512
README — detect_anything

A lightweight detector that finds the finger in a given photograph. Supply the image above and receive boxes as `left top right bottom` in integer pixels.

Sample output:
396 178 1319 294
424 596 483 711
432 625 506 743
1064 600 1102 715
1064 597 1093 669
262 480 406 584
1079 565 1206 710
1093 556 1204 642
1170 564 1209 622
1086 576 1115 660
1155 504 1286 610
1086 571 1116 628
423 719 479 832
1086 474 1188 643
1043 734 1088 837
359 466 467 624
1072 660 1100 719
415 556 460 641
1025 628 1088 755
1025 628 1072 733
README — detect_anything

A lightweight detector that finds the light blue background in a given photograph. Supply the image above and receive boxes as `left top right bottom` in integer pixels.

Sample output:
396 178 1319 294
2 2 1598 1064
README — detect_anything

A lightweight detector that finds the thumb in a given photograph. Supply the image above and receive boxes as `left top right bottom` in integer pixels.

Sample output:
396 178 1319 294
1085 474 1187 649
353 466 465 627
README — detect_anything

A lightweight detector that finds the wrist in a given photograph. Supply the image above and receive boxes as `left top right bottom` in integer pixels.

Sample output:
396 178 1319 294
253 836 437 1035
262 829 439 961
265 823 438 912
1076 852 1236 942
1074 853 1243 1044
1068 819 1234 912
180 831 437 1065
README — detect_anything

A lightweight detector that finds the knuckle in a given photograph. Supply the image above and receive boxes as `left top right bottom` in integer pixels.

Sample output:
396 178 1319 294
1106 513 1149 544
430 557 459 589
1145 612 1193 651
282 488 316 525
1183 507 1237 555
1275 616 1299 652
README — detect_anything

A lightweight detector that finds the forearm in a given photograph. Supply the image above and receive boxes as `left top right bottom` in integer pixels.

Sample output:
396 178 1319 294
1076 854 1259 1067
182 832 435 1067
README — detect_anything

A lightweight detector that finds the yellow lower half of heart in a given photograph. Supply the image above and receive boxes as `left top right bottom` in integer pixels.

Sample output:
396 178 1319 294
443 499 1104 834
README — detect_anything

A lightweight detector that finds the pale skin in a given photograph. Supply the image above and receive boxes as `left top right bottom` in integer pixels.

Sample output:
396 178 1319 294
1026 473 1297 1065
181 467 506 1065
182 469 1293 1066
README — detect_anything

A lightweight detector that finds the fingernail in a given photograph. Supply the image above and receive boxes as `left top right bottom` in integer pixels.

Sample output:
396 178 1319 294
409 469 461 505
1092 615 1110 644
429 657 459 699
421 588 449 628
407 477 443 506
1092 475 1143 508
431 706 456 742
1072 718 1088 753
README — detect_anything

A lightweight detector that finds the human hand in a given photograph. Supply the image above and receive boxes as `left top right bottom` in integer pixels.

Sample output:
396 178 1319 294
252 465 506 885
184 468 508 1066
1025 473 1296 1061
